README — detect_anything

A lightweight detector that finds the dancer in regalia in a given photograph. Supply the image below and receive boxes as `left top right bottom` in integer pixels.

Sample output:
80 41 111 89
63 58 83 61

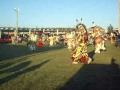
36 36 43 47
49 34 54 46
66 31 76 51
28 32 38 51
91 22 106 53
71 23 92 64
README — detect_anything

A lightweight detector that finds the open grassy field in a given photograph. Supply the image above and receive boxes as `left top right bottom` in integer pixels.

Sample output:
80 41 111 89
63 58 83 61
0 41 120 90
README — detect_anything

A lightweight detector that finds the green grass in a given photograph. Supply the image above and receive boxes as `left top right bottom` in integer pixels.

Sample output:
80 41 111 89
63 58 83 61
0 41 120 90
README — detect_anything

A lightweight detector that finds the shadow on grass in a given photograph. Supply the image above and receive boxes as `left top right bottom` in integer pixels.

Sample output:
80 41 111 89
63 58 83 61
58 58 120 90
0 56 28 69
0 60 50 85
0 61 31 74
0 43 65 61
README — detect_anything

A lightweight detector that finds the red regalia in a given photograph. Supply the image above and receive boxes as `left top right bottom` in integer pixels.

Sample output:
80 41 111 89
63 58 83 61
36 37 43 47
36 41 43 47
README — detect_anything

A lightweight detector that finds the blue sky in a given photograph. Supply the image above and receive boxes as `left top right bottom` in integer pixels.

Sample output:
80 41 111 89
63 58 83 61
0 0 118 29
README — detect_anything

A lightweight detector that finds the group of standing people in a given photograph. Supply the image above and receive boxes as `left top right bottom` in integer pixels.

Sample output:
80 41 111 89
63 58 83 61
27 32 67 51
9 22 120 65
